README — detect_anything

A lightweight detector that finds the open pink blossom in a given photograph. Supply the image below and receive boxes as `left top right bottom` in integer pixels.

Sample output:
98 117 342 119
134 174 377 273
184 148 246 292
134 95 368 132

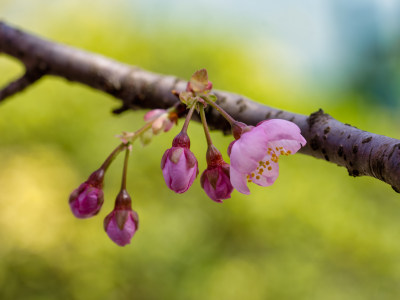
69 169 105 218
200 145 233 203
104 189 139 247
161 132 198 193
229 119 306 195
144 109 176 134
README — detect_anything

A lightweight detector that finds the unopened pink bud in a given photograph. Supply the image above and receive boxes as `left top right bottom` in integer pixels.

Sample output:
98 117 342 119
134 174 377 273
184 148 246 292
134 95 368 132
104 190 139 247
201 145 233 202
144 109 176 134
144 109 165 121
161 132 198 193
69 169 105 218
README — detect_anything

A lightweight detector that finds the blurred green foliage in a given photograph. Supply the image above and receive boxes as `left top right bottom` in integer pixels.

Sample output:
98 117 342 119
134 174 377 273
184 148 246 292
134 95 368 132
1 1 400 300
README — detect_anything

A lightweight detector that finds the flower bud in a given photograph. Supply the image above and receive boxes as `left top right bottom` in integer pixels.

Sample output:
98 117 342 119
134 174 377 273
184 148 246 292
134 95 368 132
161 132 198 193
144 109 177 134
104 189 139 246
69 168 105 218
200 145 233 202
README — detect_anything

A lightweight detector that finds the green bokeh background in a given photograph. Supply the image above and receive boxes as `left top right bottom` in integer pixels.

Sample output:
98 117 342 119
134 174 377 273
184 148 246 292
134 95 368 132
1 1 400 299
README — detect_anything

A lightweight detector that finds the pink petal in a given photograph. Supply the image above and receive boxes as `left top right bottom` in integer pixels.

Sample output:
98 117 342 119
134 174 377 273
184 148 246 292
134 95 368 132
251 155 280 187
258 119 306 146
160 148 170 169
229 127 269 173
105 211 138 247
268 140 302 156
201 166 233 202
230 166 250 195
144 109 165 121
163 119 174 132
152 117 165 134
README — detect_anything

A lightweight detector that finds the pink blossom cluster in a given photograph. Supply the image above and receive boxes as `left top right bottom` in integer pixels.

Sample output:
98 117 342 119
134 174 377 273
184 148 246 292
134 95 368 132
161 119 306 201
69 69 307 248
161 69 306 202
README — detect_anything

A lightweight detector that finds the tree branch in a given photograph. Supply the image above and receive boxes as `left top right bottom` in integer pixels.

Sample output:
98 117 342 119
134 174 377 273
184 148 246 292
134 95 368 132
1 21 399 193
0 67 45 101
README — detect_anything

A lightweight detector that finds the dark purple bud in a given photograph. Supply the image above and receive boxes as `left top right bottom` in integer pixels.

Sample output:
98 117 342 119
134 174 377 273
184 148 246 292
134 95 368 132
69 168 105 219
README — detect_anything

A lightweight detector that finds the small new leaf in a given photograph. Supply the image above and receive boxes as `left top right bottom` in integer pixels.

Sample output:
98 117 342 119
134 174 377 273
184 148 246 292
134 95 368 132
190 69 209 92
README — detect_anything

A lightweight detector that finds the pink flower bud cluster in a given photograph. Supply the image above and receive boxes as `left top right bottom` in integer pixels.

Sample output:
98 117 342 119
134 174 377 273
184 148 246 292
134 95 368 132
69 108 180 247
69 165 139 247
161 130 233 202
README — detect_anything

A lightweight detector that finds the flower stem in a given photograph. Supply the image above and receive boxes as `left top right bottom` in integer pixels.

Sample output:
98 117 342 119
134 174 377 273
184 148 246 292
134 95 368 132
181 103 197 133
101 143 126 171
199 105 213 146
121 147 130 190
125 106 178 144
205 99 236 125
130 121 153 143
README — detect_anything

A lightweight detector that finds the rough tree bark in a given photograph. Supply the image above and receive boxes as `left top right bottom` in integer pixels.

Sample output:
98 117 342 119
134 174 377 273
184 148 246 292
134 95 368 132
0 21 399 193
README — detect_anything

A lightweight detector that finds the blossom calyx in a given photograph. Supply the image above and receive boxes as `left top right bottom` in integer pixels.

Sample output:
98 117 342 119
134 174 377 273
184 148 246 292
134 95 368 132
172 131 191 148
69 168 105 219
104 189 139 247
231 121 252 140
200 145 233 203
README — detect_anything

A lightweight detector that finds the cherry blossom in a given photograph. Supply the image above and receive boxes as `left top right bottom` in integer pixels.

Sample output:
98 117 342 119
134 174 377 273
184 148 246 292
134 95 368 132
229 119 306 194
